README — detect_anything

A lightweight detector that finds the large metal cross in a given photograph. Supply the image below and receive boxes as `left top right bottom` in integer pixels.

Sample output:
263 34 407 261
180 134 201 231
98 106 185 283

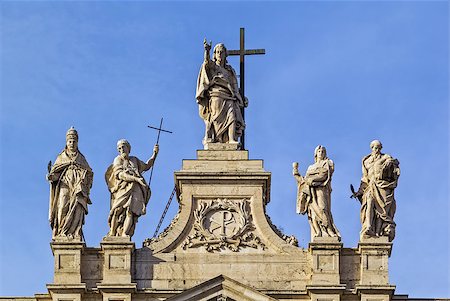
228 28 265 150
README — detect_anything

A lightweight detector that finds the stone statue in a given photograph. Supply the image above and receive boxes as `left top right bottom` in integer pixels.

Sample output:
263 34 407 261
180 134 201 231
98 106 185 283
351 140 400 242
196 40 247 145
105 139 159 238
293 145 340 240
47 127 93 241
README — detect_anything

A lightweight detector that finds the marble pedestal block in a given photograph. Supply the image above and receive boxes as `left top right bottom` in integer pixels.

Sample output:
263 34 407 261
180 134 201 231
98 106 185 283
47 241 86 301
97 237 136 301
356 237 395 301
307 237 346 301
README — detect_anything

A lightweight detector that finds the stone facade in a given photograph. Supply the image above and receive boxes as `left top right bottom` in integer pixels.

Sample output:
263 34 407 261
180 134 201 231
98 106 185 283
2 145 413 301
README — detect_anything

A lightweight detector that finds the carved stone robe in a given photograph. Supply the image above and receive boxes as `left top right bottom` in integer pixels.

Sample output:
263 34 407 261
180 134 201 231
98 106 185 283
48 149 93 240
105 155 150 236
196 60 245 142
358 153 400 241
295 158 340 239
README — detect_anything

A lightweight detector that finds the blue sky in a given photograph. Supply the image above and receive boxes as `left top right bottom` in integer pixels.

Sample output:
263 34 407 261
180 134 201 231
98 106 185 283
0 1 448 298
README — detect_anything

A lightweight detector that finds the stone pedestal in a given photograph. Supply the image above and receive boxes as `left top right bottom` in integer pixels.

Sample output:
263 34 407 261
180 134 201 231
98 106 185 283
356 237 395 301
46 286 87 301
358 237 392 285
148 143 288 254
307 237 346 301
47 241 86 301
98 237 136 301
143 144 304 292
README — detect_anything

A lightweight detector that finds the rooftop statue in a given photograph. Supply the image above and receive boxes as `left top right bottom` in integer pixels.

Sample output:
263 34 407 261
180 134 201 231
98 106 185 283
351 140 400 242
105 139 159 238
47 127 93 241
293 146 340 241
196 40 247 145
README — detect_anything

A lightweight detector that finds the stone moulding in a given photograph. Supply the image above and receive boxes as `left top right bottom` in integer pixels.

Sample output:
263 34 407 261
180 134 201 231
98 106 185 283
181 198 266 252
164 274 279 301
174 172 272 205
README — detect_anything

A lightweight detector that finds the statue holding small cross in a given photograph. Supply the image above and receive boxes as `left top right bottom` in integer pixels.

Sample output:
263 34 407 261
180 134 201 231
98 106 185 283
104 118 172 238
195 28 265 149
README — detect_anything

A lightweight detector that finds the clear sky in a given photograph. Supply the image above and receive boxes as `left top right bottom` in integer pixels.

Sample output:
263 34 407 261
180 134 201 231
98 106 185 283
0 0 448 298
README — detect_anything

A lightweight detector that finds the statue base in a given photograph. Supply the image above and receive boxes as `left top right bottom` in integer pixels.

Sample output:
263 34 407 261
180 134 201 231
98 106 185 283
203 142 240 151
47 241 86 301
100 236 135 284
49 241 86 284
308 236 343 286
358 236 392 287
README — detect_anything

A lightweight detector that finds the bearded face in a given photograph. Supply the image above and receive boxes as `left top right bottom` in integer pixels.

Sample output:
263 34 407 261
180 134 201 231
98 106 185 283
117 144 130 159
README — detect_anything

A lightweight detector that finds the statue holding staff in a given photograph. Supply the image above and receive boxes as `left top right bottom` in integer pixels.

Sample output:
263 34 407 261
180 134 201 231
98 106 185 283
196 39 247 145
293 145 340 241
105 139 159 238
351 140 400 241
47 127 93 241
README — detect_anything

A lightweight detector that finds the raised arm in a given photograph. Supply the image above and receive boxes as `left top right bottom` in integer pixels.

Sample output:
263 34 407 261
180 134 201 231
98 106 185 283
143 144 159 171
292 162 303 183
203 38 212 64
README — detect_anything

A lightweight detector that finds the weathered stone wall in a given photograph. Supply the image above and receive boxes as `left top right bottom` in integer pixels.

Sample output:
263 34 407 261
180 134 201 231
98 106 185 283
68 244 365 293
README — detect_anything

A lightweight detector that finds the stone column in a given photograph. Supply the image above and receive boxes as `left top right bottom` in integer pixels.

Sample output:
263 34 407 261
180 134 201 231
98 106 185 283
307 237 346 301
97 237 136 301
356 237 396 301
46 241 86 301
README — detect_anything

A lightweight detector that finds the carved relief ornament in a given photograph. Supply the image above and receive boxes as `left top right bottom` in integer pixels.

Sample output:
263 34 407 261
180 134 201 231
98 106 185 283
182 198 266 252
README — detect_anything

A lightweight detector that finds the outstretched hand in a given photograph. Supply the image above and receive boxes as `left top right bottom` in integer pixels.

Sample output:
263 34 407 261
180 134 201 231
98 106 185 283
153 144 159 155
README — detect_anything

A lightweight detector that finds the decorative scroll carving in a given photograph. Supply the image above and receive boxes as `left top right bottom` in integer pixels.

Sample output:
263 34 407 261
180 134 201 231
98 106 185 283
182 198 266 252
265 214 299 247
143 205 181 247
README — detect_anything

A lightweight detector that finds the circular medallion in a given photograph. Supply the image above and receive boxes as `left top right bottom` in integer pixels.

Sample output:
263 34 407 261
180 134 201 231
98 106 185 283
203 210 241 238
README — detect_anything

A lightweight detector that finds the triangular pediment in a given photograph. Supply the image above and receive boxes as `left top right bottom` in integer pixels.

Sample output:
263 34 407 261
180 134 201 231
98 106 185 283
166 274 278 301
